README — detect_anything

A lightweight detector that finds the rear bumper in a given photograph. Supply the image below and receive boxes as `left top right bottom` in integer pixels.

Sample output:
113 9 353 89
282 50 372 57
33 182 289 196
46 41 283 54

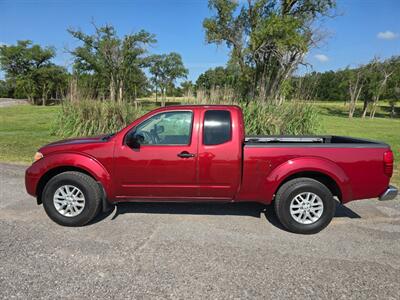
379 185 398 201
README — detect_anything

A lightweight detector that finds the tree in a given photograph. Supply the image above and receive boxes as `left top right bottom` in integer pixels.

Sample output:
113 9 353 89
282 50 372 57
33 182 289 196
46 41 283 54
149 52 188 105
203 0 336 103
196 66 233 90
180 80 195 98
68 24 156 102
361 58 393 118
346 67 365 118
386 56 400 118
0 40 68 104
0 80 12 98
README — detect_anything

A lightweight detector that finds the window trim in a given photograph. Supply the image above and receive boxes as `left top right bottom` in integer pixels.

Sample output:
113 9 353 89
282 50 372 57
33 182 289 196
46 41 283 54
124 110 194 147
202 109 232 146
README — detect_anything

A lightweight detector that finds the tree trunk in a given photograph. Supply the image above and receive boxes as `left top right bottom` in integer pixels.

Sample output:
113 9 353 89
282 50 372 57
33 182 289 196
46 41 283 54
390 103 395 118
118 80 123 102
110 76 116 101
134 85 137 100
155 75 158 104
361 100 369 118
369 100 378 119
348 103 355 118
161 88 166 107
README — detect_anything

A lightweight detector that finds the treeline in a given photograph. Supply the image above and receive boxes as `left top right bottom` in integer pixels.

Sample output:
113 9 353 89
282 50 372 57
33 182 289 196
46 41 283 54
299 56 400 117
0 24 188 105
0 40 68 105
194 55 400 118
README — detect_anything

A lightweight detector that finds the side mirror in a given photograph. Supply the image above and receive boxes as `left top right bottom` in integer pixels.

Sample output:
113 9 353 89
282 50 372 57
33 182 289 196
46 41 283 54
126 132 143 149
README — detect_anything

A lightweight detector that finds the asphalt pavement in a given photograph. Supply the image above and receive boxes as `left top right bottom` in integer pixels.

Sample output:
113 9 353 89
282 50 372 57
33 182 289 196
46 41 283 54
1 163 399 299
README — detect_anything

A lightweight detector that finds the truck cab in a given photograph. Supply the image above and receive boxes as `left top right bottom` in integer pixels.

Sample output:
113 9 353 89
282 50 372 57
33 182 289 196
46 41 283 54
114 105 243 200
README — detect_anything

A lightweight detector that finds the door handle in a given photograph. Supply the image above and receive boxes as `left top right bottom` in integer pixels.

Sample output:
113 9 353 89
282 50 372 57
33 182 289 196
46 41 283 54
177 151 195 158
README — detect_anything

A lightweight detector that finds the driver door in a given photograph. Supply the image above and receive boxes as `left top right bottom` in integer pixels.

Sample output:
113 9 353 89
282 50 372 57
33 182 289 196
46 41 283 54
114 109 199 199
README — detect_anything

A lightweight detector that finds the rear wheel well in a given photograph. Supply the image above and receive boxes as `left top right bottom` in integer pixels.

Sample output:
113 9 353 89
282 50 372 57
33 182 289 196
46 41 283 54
36 166 97 205
276 171 342 201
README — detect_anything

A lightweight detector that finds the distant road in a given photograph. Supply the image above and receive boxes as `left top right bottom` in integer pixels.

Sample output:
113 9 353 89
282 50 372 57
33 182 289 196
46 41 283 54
0 163 399 299
0 98 29 107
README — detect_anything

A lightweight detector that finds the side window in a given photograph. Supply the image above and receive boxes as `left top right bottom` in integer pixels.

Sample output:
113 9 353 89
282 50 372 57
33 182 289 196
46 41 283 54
134 111 193 145
203 110 232 145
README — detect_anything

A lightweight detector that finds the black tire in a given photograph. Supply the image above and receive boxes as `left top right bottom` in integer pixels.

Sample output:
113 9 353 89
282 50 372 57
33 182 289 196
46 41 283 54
42 171 102 226
274 178 336 234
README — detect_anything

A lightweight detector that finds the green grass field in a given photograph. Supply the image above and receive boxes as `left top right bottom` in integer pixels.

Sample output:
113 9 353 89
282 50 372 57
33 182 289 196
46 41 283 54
316 102 400 186
1 101 399 185
0 105 59 163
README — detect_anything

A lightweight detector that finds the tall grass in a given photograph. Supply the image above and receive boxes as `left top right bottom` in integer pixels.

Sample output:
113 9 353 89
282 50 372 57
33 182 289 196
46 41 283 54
52 100 144 137
53 98 320 138
241 101 321 135
191 87 320 136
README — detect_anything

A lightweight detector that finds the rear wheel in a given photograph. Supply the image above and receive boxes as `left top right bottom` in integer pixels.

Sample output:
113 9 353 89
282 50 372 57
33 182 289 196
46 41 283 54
42 171 102 226
274 178 336 234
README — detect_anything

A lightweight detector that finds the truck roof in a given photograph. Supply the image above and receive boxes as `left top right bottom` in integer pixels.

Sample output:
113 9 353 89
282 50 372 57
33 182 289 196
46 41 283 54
156 104 241 110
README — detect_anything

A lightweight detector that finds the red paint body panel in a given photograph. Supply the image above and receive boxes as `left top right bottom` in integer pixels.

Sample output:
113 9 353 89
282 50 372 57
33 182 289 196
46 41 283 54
113 107 200 199
25 105 394 205
196 106 243 199
237 147 390 203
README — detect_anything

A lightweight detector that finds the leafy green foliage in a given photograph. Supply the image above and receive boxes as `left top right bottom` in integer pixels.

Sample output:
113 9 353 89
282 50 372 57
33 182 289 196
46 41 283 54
196 67 235 90
301 56 400 105
203 0 336 103
149 52 188 100
0 40 68 104
0 80 12 97
68 24 156 101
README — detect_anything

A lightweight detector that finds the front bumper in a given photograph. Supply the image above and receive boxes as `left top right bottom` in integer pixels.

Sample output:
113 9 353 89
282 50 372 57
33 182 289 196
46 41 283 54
25 167 40 197
379 185 398 201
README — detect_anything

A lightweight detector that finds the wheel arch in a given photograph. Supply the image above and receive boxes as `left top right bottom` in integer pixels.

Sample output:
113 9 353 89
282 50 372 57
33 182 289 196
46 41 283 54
36 166 99 204
262 157 352 203
275 171 342 202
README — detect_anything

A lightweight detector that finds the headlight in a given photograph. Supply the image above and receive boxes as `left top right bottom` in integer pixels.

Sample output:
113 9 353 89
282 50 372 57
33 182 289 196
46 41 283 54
33 152 43 162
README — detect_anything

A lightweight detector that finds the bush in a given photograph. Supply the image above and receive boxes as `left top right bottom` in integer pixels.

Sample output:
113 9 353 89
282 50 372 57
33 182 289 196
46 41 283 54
240 101 320 135
52 100 144 137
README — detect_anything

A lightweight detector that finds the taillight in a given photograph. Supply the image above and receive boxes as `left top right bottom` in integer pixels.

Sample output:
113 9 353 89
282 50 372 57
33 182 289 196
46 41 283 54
383 150 394 177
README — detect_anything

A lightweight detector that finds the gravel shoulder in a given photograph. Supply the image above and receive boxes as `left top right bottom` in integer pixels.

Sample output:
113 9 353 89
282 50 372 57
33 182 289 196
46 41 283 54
0 163 399 299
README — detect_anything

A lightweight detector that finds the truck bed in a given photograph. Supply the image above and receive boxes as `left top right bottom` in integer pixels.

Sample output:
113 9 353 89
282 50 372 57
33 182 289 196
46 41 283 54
240 135 391 203
244 135 388 147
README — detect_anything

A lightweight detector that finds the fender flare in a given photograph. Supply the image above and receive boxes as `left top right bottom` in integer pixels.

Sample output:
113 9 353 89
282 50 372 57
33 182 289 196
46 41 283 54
32 152 113 200
261 157 352 203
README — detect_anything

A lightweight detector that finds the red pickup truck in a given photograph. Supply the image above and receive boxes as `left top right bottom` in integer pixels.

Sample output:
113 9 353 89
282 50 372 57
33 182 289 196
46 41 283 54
25 105 397 233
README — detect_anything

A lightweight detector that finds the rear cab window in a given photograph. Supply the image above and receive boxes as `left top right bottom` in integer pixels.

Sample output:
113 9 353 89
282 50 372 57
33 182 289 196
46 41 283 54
203 110 232 145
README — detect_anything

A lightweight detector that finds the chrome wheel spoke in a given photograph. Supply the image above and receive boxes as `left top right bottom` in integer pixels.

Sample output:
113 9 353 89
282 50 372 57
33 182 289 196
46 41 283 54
290 192 324 225
53 185 85 217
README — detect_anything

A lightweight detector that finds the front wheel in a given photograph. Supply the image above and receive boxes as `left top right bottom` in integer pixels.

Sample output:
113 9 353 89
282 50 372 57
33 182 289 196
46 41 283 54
274 178 336 234
42 171 102 226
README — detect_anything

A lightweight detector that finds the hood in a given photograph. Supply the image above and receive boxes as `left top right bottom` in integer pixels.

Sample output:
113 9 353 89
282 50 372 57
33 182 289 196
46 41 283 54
42 134 110 148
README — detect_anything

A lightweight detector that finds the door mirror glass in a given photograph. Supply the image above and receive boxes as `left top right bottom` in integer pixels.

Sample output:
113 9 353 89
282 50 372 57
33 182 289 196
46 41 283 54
126 132 144 149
